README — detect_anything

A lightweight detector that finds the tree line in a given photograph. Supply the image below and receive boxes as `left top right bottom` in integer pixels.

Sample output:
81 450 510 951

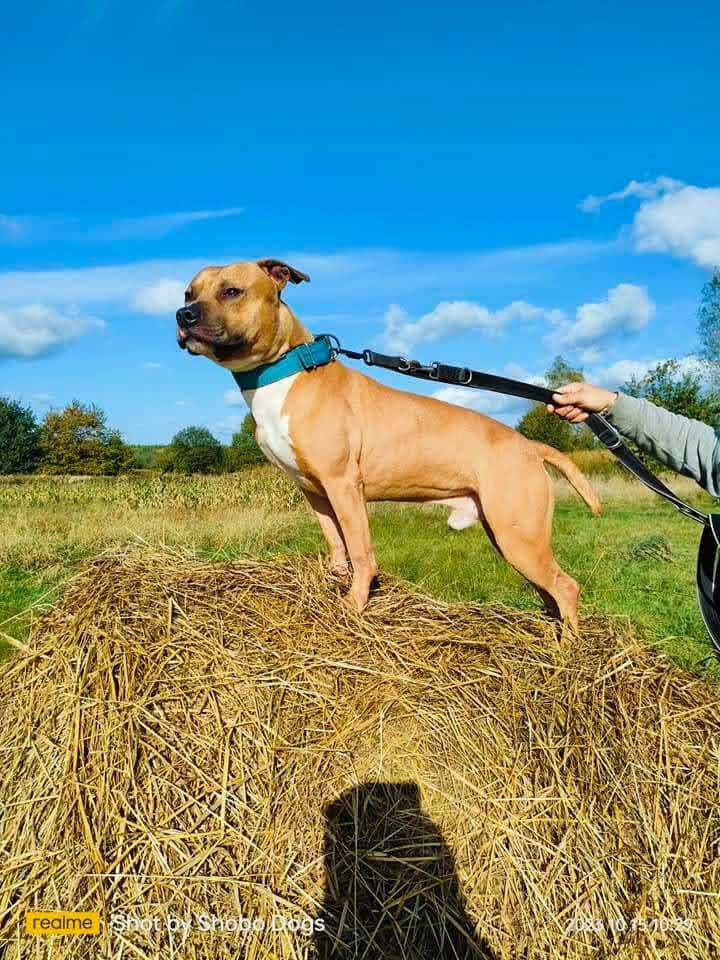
3 270 719 476
0 400 265 476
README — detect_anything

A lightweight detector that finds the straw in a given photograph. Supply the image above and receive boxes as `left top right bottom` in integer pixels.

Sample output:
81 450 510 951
1 545 718 958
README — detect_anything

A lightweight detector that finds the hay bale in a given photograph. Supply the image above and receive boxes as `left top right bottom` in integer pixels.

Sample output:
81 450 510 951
1 547 719 959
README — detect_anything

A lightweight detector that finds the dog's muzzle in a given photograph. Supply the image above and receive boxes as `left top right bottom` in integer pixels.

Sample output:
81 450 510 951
176 302 201 328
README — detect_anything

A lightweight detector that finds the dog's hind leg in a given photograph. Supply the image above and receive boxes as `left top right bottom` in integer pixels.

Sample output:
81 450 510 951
477 462 581 631
302 489 349 575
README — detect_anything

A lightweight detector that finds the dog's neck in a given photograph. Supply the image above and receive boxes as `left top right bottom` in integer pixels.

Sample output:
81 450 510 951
267 301 313 360
216 302 313 372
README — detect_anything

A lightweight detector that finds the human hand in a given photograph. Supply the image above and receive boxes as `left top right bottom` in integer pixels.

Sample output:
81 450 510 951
546 382 618 423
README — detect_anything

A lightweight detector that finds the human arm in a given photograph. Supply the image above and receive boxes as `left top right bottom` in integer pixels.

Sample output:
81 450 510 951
548 382 720 495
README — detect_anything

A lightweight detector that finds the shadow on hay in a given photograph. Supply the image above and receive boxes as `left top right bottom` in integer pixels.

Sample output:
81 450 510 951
313 781 495 959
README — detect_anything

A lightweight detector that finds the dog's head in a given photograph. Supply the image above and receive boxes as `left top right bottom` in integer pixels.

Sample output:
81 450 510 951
175 258 310 370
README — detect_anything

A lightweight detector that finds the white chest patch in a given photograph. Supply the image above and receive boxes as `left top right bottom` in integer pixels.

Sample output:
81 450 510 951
242 376 310 488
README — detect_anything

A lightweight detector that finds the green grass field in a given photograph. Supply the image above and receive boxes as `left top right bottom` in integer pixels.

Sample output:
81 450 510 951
1 465 718 680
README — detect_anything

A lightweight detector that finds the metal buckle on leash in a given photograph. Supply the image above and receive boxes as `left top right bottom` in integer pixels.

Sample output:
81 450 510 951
400 359 439 374
429 362 472 385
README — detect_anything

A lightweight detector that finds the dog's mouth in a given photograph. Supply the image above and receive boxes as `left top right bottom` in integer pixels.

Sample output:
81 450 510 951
176 325 249 357
177 324 215 343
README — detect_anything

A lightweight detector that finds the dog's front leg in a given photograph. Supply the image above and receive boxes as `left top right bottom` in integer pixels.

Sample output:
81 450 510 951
321 475 377 612
302 489 349 576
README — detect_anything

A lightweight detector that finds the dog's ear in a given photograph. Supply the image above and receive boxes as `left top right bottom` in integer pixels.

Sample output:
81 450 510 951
257 258 310 289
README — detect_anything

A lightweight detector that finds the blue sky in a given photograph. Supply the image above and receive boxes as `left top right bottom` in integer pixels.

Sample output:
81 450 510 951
2 0 719 442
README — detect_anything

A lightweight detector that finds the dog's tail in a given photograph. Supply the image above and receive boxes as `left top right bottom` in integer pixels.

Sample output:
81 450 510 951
537 444 602 515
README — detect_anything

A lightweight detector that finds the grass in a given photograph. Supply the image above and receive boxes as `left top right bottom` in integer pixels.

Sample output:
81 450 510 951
0 567 66 654
1 468 718 678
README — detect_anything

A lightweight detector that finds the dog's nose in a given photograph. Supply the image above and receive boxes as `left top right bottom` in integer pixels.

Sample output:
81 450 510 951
176 303 200 327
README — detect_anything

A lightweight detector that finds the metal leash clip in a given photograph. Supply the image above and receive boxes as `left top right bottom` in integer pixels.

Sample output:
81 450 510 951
399 359 435 374
316 332 342 359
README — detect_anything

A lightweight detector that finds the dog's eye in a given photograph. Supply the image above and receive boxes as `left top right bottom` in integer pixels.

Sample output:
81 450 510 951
184 290 193 303
221 287 243 299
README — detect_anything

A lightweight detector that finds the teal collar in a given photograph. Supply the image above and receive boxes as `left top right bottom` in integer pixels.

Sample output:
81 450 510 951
231 335 336 391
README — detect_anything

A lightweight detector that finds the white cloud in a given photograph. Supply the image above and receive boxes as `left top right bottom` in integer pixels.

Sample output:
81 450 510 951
0 304 104 358
0 258 202 308
579 176 684 213
0 207 244 246
132 279 186 315
632 185 720 269
550 284 654 352
0 240 610 312
30 392 56 405
216 414 247 436
97 207 244 242
431 384 528 416
140 361 166 371
223 388 245 406
578 345 604 365
580 176 720 270
502 361 547 387
590 358 662 387
383 300 563 353
589 353 706 389
280 240 607 295
386 286 652 364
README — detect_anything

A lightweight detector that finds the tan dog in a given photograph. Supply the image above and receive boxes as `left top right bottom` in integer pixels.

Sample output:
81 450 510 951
177 258 600 627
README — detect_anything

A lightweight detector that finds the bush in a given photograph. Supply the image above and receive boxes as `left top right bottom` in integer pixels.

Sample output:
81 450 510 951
169 426 224 475
0 397 41 474
226 414 266 471
154 446 177 474
40 402 132 476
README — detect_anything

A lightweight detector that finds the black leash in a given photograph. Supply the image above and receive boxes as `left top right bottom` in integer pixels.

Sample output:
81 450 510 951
325 337 708 527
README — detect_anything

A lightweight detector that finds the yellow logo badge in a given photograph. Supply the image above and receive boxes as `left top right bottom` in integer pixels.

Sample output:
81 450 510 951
25 911 100 936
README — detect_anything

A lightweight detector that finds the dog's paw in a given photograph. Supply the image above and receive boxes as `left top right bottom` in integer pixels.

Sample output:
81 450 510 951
344 590 368 614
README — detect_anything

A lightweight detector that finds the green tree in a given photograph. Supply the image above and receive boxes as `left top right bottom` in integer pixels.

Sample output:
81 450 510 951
544 355 583 389
517 355 594 451
169 426 224 474
624 359 720 427
40 402 132 475
697 269 720 366
128 444 166 470
0 397 41 474
226 414 266 471
516 403 577 452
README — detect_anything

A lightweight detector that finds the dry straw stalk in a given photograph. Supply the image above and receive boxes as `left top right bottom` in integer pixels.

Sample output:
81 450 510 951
1 545 719 958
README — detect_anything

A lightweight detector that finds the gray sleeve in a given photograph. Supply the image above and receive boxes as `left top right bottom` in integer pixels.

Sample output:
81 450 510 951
606 393 720 496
